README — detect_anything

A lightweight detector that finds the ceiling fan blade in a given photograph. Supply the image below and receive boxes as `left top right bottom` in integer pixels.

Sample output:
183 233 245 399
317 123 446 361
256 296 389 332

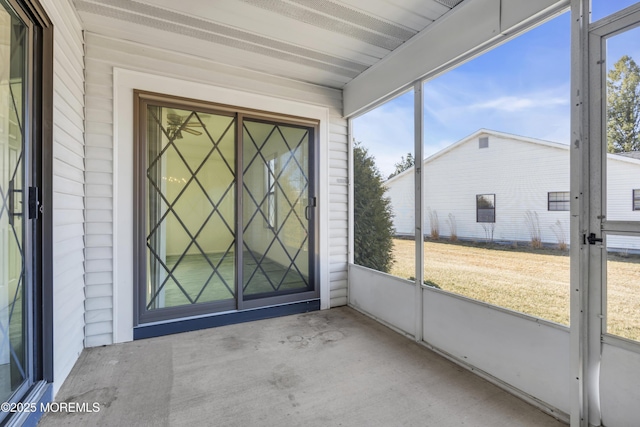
183 128 202 136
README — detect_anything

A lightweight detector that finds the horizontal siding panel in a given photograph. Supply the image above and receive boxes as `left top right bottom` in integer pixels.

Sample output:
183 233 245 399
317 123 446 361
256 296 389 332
54 158 84 183
85 321 113 336
85 334 113 348
53 122 84 157
85 259 113 273
85 308 112 324
52 192 84 210
85 69 113 86
85 146 113 161
85 158 112 173
85 284 113 298
330 296 348 307
54 251 85 277
329 167 347 178
85 234 112 248
52 235 84 259
85 57 114 75
53 88 83 126
330 271 347 281
330 261 348 273
85 247 113 260
53 60 84 103
329 122 347 134
53 175 84 197
85 296 113 311
85 197 112 211
85 222 113 235
330 279 348 291
53 209 84 226
54 79 84 119
86 172 113 185
329 158 347 169
86 121 113 136
84 132 113 149
85 271 113 286
85 184 112 197
53 223 84 242
85 94 113 115
86 82 113 99
53 139 84 170
85 107 113 125
85 209 113 223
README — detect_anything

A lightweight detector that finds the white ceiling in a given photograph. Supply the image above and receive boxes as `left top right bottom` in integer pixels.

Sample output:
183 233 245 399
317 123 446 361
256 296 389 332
73 0 464 89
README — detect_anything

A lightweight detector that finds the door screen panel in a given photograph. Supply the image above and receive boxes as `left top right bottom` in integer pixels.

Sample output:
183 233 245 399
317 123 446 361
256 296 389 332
242 121 311 299
145 106 236 310
0 1 27 401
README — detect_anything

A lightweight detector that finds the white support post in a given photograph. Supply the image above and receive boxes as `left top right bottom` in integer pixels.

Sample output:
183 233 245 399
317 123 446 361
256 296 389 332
570 0 593 426
414 81 424 342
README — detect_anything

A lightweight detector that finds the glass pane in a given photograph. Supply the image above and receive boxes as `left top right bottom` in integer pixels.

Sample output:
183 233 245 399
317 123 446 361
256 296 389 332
606 234 640 341
0 1 27 401
242 120 311 298
605 26 640 221
146 106 236 310
418 12 571 324
592 1 640 22
352 90 415 281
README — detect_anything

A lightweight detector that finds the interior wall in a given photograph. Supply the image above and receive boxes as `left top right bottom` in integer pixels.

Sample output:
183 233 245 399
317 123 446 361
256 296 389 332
83 32 347 344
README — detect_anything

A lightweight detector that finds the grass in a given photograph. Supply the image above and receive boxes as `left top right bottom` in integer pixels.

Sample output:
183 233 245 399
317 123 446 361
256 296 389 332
389 238 640 341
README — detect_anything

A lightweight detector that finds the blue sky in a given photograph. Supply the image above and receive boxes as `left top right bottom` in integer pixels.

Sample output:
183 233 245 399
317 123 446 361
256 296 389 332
353 2 640 178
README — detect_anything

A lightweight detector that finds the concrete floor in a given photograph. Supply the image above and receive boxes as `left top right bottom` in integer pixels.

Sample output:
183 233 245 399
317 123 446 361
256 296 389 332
39 307 566 427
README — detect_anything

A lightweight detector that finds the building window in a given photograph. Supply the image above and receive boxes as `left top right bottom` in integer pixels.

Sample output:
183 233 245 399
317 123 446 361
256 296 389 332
479 136 489 148
634 189 640 211
548 191 570 211
476 194 495 222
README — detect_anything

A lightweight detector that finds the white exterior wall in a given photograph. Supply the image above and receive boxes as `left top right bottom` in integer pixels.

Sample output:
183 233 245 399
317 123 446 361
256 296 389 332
84 33 348 346
386 132 640 248
40 0 86 394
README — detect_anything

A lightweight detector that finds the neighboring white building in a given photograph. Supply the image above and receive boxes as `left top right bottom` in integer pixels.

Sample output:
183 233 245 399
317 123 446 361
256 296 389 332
385 129 640 249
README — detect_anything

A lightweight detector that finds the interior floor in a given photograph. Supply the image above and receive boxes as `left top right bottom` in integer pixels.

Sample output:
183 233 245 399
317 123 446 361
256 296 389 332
156 252 309 308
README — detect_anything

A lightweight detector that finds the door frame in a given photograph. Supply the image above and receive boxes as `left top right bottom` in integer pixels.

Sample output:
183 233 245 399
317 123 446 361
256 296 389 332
572 2 640 426
0 0 53 422
133 90 320 326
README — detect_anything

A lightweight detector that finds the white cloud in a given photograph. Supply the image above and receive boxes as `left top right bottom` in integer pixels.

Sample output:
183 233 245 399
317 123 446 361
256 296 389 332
471 95 567 112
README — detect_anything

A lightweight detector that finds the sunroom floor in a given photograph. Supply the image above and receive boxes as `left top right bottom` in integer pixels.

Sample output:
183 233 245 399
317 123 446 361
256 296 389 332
38 307 565 427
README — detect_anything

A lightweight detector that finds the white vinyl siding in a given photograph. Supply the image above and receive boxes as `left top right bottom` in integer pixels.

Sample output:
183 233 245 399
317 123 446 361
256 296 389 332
40 0 85 394
84 33 348 345
386 132 640 249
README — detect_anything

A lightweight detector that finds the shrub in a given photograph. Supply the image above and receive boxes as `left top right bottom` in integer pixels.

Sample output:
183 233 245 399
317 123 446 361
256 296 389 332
525 210 542 248
550 220 568 251
353 142 395 273
428 208 440 240
447 213 458 242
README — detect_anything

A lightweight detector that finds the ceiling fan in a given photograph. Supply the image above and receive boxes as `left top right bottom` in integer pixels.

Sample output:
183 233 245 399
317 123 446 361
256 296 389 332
167 113 203 139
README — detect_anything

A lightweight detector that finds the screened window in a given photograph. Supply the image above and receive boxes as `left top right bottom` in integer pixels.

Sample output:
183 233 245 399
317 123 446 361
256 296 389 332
548 191 570 211
634 189 640 211
476 194 495 223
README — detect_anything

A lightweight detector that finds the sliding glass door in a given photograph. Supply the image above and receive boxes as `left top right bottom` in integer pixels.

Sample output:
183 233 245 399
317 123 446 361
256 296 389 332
136 93 317 324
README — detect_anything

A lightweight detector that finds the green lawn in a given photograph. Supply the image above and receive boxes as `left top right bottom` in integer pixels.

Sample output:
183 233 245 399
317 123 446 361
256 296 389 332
390 238 640 341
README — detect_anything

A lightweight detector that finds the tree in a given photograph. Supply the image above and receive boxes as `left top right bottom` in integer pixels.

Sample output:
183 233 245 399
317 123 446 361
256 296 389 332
607 55 640 153
388 152 415 179
353 142 395 273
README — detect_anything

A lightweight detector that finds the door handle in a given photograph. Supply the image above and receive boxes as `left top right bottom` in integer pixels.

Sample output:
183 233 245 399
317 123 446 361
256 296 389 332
305 197 317 220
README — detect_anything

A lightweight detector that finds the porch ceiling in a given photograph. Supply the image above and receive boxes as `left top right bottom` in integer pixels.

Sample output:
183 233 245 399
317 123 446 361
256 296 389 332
73 0 464 89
